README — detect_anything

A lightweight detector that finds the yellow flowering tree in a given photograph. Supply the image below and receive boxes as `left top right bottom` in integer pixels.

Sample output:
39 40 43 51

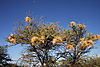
6 17 65 67
57 21 100 66
6 17 100 67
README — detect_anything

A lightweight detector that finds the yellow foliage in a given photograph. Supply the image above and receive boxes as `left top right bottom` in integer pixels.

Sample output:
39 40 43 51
81 44 89 48
70 21 76 27
39 36 45 43
90 35 97 40
31 36 39 43
8 34 16 44
81 40 89 48
31 36 45 43
96 35 100 39
87 40 94 46
25 16 31 23
78 24 86 29
80 38 84 41
80 40 87 44
80 39 94 48
10 39 16 44
66 44 74 49
52 36 63 44
8 34 15 40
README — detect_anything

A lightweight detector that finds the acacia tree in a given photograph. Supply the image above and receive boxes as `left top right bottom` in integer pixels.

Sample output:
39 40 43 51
57 22 100 66
6 16 65 67
6 16 100 67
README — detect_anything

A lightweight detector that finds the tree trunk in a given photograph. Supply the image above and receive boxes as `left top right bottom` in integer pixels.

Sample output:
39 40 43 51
31 45 44 67
35 49 44 67
45 50 49 67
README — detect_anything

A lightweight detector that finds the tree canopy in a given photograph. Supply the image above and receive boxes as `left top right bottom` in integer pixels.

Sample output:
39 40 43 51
5 16 100 67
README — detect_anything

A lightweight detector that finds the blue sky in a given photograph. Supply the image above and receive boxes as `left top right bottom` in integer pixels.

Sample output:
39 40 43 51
0 0 100 60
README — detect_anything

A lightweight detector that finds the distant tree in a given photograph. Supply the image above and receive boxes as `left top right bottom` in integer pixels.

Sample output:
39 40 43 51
0 46 11 67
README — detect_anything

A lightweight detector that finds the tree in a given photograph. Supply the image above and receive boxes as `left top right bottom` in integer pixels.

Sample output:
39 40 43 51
6 16 65 67
6 17 100 67
57 21 100 66
0 46 11 67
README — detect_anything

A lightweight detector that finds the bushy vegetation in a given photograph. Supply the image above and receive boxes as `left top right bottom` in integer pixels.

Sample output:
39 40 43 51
0 46 11 67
